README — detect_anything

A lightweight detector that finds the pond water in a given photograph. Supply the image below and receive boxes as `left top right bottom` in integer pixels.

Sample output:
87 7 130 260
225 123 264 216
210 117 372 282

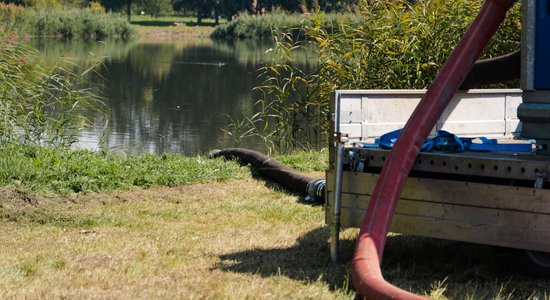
34 38 315 155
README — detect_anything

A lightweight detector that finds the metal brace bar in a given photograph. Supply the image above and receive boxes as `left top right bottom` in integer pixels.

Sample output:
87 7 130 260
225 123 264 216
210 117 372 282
331 132 348 263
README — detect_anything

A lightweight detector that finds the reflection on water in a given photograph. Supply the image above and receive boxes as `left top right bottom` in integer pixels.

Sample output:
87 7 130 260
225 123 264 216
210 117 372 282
34 38 315 155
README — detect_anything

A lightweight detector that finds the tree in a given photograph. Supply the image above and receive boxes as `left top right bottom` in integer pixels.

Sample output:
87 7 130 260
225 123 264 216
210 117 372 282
98 0 130 21
59 0 89 7
218 0 252 21
178 0 215 25
99 0 124 12
2 0 61 7
317 0 359 12
126 0 131 21
134 0 171 17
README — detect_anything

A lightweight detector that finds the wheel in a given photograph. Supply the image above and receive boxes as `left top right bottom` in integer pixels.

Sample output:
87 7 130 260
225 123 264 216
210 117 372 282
520 250 550 278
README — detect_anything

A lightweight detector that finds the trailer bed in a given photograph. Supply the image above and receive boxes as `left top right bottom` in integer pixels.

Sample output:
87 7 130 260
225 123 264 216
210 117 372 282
327 89 550 253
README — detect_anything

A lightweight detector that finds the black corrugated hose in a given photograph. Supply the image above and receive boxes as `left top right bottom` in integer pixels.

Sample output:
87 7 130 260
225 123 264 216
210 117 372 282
209 148 325 203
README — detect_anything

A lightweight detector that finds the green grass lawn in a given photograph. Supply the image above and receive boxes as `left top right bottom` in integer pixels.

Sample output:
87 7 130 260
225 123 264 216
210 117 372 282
130 15 225 39
0 145 548 299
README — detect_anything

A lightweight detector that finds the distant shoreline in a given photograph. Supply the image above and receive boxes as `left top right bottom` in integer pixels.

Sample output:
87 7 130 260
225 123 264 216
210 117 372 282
137 26 216 41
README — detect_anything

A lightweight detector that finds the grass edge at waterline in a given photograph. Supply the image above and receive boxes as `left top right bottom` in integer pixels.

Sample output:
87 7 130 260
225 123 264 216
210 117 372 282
0 143 328 195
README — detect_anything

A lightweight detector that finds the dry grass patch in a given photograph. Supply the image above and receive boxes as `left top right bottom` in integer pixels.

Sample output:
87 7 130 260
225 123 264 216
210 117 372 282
0 179 352 299
0 179 549 299
137 27 215 41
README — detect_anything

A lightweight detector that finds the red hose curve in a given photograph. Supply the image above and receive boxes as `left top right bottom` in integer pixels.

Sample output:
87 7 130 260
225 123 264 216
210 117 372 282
350 1 516 299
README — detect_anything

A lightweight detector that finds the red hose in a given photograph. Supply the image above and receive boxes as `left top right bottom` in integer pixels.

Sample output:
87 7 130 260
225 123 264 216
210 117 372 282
350 0 516 299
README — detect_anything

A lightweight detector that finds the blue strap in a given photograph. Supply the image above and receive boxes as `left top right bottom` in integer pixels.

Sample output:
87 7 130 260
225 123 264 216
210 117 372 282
355 129 533 153
468 143 533 152
379 129 401 149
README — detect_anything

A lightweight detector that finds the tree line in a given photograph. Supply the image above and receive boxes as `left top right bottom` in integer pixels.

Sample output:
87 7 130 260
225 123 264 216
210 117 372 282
1 0 359 23
172 0 359 22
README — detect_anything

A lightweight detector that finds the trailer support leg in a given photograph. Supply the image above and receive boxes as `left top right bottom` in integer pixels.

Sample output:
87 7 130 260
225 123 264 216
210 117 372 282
331 132 348 263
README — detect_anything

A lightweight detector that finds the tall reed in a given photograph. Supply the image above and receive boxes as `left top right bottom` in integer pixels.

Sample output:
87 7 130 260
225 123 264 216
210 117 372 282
0 4 135 40
0 31 106 147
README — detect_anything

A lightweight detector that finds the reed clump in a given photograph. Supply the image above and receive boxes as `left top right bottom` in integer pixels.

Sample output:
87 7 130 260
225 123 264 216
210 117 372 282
0 3 135 40
211 12 362 40
0 31 107 148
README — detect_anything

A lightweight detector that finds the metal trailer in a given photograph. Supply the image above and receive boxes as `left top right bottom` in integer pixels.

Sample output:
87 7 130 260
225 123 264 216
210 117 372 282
328 1 550 297
326 89 550 271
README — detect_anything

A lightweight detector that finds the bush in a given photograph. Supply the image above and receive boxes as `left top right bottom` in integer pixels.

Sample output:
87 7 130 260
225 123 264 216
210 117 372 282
313 0 521 91
26 8 136 39
0 5 135 40
0 3 26 29
211 12 363 40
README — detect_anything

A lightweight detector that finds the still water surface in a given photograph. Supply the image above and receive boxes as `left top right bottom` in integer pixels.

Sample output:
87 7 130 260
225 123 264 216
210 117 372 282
34 38 312 155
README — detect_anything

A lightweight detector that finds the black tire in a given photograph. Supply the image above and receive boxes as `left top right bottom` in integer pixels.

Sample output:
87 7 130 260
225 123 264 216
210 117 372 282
519 250 550 278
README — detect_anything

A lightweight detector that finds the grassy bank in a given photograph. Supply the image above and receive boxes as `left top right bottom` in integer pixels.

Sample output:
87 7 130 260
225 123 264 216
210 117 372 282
0 143 328 195
0 145 548 298
0 143 243 194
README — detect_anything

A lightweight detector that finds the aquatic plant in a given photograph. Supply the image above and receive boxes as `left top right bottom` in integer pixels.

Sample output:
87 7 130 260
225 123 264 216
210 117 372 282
0 31 106 147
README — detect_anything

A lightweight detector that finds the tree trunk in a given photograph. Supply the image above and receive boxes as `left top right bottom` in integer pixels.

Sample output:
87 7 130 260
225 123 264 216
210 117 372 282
197 8 202 25
251 0 258 14
126 0 131 22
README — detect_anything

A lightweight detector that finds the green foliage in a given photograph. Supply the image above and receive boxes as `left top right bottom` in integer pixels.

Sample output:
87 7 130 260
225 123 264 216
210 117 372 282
275 148 328 172
211 12 362 40
26 7 135 39
0 142 251 194
246 32 326 154
0 140 327 194
22 0 61 8
212 12 301 40
0 3 25 28
316 0 358 12
225 0 521 153
314 0 521 91
98 0 126 12
0 4 136 39
0 31 106 147
134 0 171 17
1 0 61 8
60 0 91 7
89 1 105 13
